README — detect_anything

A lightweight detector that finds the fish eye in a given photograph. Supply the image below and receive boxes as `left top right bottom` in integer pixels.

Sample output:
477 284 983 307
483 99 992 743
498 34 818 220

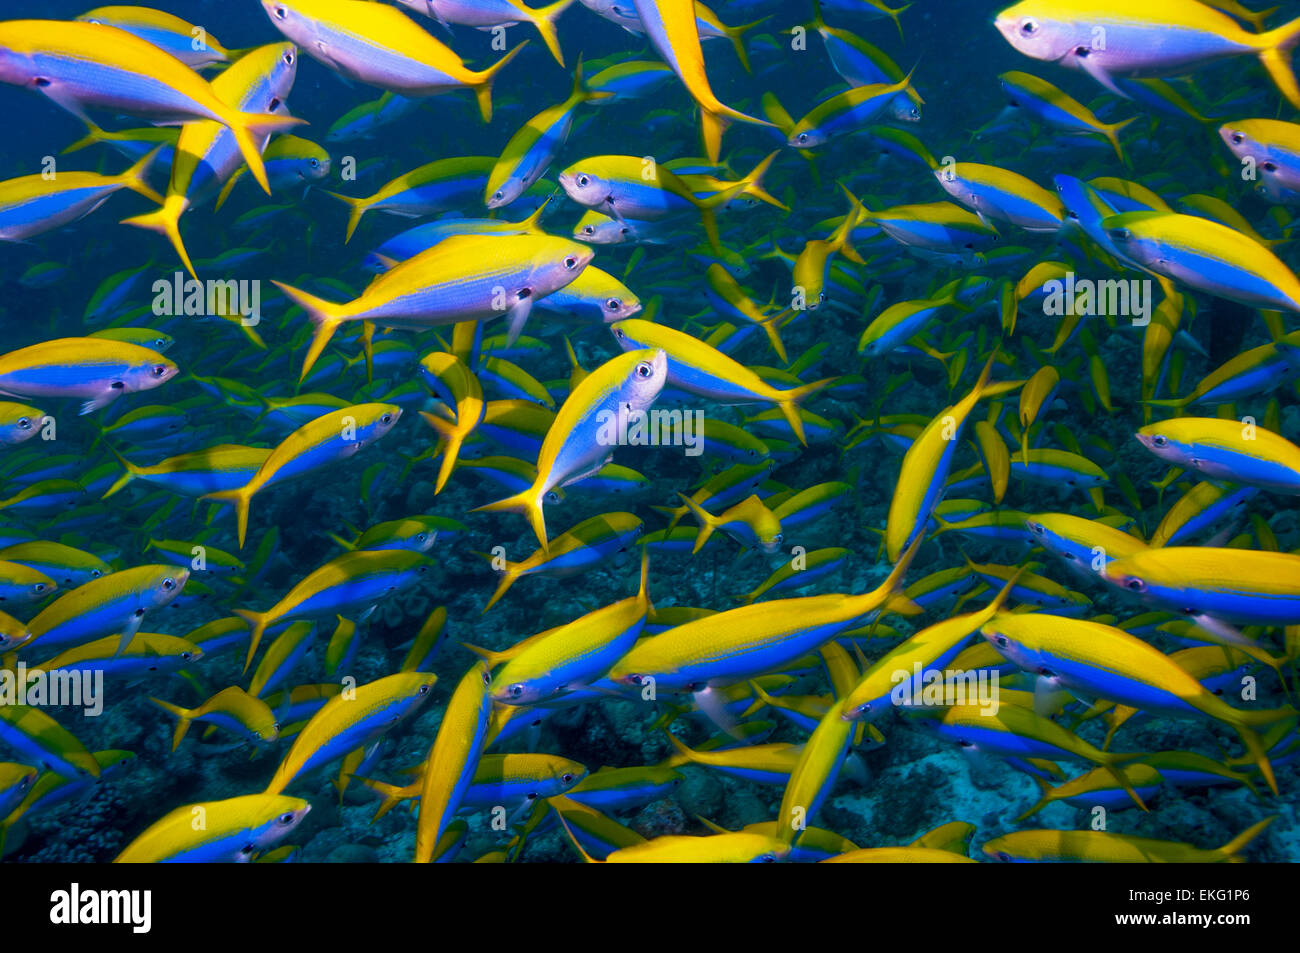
1124 577 1147 593
994 634 1008 647
773 534 783 544
909 107 920 119
582 225 595 235
162 577 176 590
1028 522 1044 535
418 683 430 695
635 362 653 378
509 684 524 698
606 298 621 311
620 227 630 236
272 722 281 732
1109 227 1130 241
996 850 1012 862
310 158 319 168
797 133 808 144
16 417 30 429
416 533 428 543
274 5 288 19
91 569 101 577
576 174 590 187
152 364 169 377
1264 161 1277 172
1231 132 1245 145
493 190 504 201
561 772 574 783
381 413 393 424
613 328 626 340
181 652 193 661
1152 434 1168 447
32 583 46 593
278 812 295 825
760 854 777 863
1019 17 1038 35
564 255 579 269
283 51 294 65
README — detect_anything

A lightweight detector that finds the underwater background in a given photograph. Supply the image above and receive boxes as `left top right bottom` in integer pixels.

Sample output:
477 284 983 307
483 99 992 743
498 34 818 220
1 0 1299 863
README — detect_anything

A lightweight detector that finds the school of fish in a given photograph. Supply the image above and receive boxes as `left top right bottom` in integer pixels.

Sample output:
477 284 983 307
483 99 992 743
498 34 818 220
1 0 1299 863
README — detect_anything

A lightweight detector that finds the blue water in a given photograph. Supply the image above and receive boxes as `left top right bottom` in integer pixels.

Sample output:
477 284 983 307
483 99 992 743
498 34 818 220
1 0 1297 863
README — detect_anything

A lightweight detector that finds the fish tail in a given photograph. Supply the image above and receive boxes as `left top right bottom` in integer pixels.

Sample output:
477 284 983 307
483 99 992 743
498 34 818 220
651 503 687 532
324 190 370 244
1218 815 1277 860
1258 17 1300 110
225 110 305 195
676 493 719 553
121 195 197 281
884 1 911 41
1101 760 1149 811
214 168 246 211
325 531 357 551
724 15 770 73
636 546 653 614
418 410 464 495
739 150 788 211
1016 784 1053 822
778 377 837 446
61 119 111 154
699 110 728 166
520 195 552 233
220 45 258 63
760 90 797 137
1105 116 1138 165
459 640 509 666
472 486 549 553
756 307 791 364
147 696 195 752
101 442 143 499
357 776 414 822
473 40 532 123
232 608 270 673
272 280 349 382
202 486 253 550
480 561 518 613
115 145 166 204
531 1 572 67
552 806 601 863
854 528 925 615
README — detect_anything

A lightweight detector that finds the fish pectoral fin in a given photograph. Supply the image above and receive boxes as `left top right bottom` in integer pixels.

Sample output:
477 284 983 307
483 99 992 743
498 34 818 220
1071 51 1128 101
504 296 534 346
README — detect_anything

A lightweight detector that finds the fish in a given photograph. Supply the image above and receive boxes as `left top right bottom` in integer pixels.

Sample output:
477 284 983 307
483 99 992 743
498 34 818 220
277 235 595 376
264 672 436 794
0 338 177 415
203 404 403 547
0 19 303 193
232 549 434 670
994 0 1300 110
261 0 529 121
114 794 310 862
473 349 667 552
